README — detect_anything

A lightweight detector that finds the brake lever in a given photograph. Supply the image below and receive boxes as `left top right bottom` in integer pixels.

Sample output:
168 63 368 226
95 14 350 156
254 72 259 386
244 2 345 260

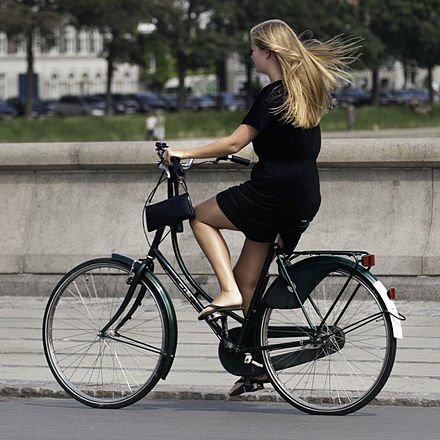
158 161 171 178
181 158 194 169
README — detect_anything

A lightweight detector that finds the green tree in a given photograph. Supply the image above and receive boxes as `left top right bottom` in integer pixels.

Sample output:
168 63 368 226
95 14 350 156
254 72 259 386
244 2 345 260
225 0 284 101
0 0 63 118
138 33 175 92
195 3 239 95
148 0 218 112
282 0 385 106
371 0 440 104
343 1 388 106
58 0 149 114
225 0 360 101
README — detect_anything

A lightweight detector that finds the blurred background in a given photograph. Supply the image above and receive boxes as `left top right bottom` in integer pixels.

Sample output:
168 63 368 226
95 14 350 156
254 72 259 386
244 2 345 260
0 0 439 140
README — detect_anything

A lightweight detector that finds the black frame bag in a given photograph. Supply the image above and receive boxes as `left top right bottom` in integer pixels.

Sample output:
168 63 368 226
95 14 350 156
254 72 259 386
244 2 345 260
145 193 195 232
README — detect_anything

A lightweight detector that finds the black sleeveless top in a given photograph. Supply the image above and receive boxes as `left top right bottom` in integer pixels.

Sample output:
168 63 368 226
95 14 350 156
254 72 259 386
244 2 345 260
216 80 321 242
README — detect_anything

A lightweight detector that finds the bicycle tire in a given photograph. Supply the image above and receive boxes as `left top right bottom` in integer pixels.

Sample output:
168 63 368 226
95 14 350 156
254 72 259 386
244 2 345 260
43 258 170 408
259 260 397 415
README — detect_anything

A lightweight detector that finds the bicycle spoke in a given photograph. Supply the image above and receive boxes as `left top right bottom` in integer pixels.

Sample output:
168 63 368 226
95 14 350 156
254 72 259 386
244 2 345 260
260 262 396 415
43 259 169 408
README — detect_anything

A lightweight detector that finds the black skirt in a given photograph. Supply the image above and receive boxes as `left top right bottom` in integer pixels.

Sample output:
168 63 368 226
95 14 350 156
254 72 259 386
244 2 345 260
216 160 321 243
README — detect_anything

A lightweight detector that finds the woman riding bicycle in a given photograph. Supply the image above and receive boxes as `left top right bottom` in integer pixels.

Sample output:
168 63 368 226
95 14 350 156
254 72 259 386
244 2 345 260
163 19 355 394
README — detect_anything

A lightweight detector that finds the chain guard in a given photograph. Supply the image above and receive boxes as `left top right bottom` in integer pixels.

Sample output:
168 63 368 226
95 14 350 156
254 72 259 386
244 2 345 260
218 327 265 377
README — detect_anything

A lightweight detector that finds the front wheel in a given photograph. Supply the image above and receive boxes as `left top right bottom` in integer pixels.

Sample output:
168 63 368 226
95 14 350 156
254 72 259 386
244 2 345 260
43 258 170 408
259 262 396 415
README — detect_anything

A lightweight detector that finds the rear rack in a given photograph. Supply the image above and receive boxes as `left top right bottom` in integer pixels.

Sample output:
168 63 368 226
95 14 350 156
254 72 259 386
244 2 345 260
287 250 375 270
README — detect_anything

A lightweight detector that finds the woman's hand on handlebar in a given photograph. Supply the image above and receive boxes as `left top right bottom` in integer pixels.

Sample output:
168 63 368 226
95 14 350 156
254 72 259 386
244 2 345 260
162 148 186 166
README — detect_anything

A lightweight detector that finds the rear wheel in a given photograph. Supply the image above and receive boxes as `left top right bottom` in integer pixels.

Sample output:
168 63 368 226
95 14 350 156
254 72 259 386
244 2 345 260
259 263 396 415
43 258 170 408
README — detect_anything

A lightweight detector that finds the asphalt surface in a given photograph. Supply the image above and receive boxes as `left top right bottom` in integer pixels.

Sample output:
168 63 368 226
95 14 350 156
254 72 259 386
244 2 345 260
2 399 440 440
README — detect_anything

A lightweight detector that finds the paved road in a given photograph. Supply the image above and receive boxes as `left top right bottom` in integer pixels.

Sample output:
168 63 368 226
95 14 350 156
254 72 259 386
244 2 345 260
1 398 440 440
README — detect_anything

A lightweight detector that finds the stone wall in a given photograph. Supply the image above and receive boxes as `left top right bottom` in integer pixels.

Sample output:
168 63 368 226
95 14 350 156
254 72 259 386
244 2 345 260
1 138 439 299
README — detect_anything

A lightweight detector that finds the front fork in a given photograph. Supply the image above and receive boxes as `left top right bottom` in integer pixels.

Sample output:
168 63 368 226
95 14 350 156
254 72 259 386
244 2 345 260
98 257 152 337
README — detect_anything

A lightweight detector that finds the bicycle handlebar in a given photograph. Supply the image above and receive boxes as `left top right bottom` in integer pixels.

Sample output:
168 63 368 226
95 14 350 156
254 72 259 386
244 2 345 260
215 154 250 167
155 141 250 170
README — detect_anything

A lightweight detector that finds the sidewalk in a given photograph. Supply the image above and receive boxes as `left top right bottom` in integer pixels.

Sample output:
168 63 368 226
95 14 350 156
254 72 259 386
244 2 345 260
1 296 439 407
321 126 440 138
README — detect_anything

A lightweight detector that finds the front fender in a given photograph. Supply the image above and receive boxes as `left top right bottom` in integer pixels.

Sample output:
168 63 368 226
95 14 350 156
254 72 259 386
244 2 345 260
111 253 178 378
263 255 402 339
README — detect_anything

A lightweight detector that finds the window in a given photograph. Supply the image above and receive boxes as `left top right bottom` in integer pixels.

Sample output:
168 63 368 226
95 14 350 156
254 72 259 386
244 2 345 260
50 29 61 54
16 40 26 55
122 71 131 93
80 73 90 94
91 30 103 54
78 29 89 54
94 72 104 93
67 73 76 94
49 73 59 98
0 73 6 98
64 26 76 54
0 32 6 55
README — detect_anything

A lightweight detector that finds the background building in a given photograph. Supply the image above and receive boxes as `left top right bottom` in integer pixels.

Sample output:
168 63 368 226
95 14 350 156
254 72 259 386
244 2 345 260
0 26 139 100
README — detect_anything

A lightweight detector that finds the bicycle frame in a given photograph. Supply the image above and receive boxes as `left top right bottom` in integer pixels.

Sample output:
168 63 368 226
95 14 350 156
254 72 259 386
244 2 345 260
102 153 403 366
135 167 340 356
143 171 277 348
134 163 288 354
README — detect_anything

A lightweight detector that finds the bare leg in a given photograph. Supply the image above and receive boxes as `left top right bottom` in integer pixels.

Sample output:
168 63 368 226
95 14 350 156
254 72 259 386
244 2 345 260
190 197 243 317
227 238 272 389
233 238 271 315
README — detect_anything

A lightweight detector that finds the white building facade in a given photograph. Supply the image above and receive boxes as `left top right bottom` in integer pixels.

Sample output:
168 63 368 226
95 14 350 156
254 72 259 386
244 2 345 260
0 26 139 100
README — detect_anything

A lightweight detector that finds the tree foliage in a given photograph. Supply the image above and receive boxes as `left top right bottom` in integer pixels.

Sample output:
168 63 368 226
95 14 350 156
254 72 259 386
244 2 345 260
370 0 440 102
0 0 64 118
57 0 150 113
147 0 218 111
1 0 439 114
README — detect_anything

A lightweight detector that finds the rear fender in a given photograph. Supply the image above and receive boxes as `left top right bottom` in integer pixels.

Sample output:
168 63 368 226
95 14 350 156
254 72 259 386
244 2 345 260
263 256 342 309
263 255 402 339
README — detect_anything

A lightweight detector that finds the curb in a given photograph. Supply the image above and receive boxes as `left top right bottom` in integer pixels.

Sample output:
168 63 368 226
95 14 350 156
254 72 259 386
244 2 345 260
2 385 439 408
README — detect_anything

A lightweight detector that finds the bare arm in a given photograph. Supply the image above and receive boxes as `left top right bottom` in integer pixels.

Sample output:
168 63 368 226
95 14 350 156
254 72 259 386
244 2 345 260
162 124 258 163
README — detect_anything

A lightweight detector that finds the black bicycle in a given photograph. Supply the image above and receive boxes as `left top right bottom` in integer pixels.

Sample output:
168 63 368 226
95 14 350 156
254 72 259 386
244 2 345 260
42 142 404 415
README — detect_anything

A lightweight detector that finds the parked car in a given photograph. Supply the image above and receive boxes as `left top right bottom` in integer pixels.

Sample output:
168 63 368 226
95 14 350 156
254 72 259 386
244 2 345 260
40 99 57 117
91 93 139 114
0 99 17 119
393 89 414 105
187 95 217 111
339 88 371 106
128 93 165 112
162 94 178 112
213 92 247 111
413 88 429 103
6 97 50 118
113 93 139 114
56 95 105 117
378 89 395 105
83 95 106 115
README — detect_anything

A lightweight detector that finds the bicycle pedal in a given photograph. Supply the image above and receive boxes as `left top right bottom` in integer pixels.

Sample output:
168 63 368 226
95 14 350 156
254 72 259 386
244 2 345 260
245 382 265 393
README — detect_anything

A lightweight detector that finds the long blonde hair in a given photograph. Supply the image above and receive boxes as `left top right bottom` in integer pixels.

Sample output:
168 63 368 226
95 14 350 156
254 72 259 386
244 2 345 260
250 19 357 129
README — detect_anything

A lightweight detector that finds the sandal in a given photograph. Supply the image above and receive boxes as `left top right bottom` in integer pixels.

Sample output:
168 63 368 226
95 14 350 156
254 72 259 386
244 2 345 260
198 303 243 321
228 375 270 397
